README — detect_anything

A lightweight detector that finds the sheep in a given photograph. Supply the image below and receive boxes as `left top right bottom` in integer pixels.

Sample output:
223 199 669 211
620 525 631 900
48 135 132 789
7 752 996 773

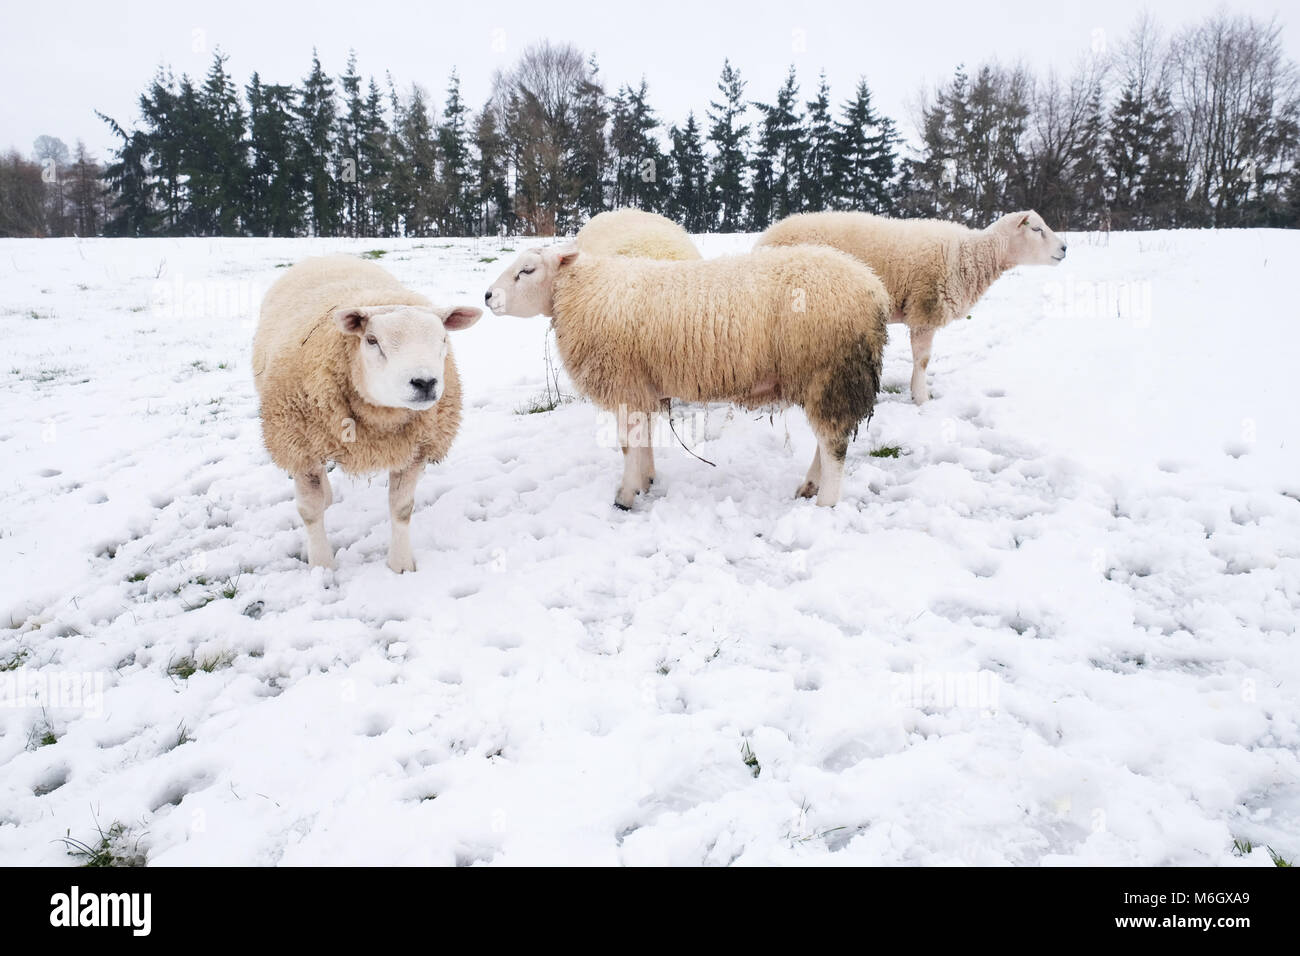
253 255 482 572
573 208 702 261
484 244 889 508
756 210 1067 404
565 208 700 487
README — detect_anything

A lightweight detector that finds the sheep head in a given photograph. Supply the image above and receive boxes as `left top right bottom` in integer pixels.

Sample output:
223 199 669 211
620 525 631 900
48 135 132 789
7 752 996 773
331 303 481 410
484 244 580 318
993 210 1068 266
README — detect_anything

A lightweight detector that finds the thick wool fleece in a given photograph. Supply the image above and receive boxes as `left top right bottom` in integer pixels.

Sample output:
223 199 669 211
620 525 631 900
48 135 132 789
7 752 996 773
252 255 463 476
574 208 702 261
551 245 888 441
758 212 1013 331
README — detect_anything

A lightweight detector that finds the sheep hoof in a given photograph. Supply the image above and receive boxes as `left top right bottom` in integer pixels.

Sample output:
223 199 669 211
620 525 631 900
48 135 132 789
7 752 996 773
613 500 632 512
387 554 416 573
795 481 819 499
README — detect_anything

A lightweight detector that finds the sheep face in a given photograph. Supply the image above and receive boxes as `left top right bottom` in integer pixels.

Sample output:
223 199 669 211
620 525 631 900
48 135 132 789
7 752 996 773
332 304 481 410
485 245 580 318
998 210 1068 266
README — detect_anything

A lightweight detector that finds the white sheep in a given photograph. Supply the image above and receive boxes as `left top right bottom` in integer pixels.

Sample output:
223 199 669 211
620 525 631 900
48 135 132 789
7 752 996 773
485 244 889 508
573 208 702 261
253 255 481 572
757 210 1067 403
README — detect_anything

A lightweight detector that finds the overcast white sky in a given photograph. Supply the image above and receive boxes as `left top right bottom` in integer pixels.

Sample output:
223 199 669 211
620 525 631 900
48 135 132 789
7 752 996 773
3 0 1295 161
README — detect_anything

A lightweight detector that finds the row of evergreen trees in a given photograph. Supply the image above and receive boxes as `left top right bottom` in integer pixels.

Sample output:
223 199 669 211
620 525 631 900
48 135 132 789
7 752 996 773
7 11 1299 238
88 49 905 238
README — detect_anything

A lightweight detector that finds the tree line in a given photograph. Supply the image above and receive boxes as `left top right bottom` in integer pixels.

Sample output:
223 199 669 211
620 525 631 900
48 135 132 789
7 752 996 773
2 10 1297 239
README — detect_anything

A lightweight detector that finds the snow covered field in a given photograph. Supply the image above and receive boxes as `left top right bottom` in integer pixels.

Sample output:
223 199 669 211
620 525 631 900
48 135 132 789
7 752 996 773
1 229 1296 866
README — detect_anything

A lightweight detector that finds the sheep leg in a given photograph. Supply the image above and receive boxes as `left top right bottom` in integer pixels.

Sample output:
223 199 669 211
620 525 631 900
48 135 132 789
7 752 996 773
909 326 936 405
615 405 653 509
795 445 822 499
814 433 848 507
387 460 423 573
294 465 334 568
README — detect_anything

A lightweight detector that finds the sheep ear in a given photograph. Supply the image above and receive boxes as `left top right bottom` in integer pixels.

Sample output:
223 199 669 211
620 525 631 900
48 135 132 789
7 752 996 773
552 243 580 268
442 306 482 331
331 307 369 335
1017 214 1030 228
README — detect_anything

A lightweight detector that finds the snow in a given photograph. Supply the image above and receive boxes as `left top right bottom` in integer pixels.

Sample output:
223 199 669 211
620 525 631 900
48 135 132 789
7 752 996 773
1 230 1296 866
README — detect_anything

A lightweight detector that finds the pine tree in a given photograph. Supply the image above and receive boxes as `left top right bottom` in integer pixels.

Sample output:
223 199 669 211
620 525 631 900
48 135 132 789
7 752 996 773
608 80 668 212
1107 79 1184 229
706 59 750 231
247 73 303 236
832 78 900 213
188 52 247 235
667 112 708 232
801 73 836 212
567 55 609 223
295 50 340 236
749 66 808 229
96 111 152 236
437 70 474 235
137 69 186 233
474 101 511 234
359 77 394 236
173 75 204 235
337 51 366 236
392 83 439 236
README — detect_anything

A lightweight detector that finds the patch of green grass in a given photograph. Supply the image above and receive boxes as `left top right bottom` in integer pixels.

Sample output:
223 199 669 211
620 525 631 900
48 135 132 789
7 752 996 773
167 656 198 679
1234 838 1293 867
479 256 498 264
39 729 57 747
274 262 292 269
1 648 30 671
361 249 388 260
515 392 567 415
881 384 904 394
126 571 148 583
170 650 234 678
127 305 147 313
870 445 903 458
174 723 194 748
28 308 53 320
61 821 145 868
499 247 515 253
741 740 761 778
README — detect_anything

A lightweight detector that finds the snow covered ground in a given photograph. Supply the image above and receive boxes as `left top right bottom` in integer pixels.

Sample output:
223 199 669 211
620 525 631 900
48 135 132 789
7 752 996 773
1 229 1296 866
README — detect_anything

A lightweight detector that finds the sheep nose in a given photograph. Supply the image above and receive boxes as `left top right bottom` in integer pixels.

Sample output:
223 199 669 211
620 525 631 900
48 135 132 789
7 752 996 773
484 290 493 304
410 377 438 397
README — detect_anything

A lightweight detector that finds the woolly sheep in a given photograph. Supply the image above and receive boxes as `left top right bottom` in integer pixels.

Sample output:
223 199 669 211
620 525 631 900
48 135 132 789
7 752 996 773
484 244 889 508
564 207 701 487
573 208 702 261
253 255 482 572
757 210 1067 403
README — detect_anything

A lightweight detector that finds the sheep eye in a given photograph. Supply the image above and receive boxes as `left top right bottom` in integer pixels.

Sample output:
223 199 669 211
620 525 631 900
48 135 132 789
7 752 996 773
1032 227 1043 234
365 335 379 346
